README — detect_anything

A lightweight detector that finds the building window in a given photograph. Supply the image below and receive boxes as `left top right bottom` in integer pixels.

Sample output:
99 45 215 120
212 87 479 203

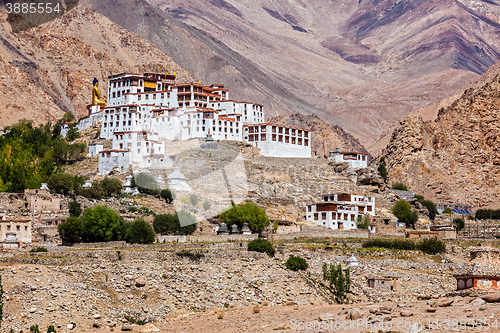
314 213 318 220
272 134 276 141
138 95 141 101
298 138 302 145
322 212 327 220
279 135 283 142
285 136 289 143
305 139 309 146
272 126 277 133
261 134 266 141
285 128 289 135
137 149 141 153
137 142 141 146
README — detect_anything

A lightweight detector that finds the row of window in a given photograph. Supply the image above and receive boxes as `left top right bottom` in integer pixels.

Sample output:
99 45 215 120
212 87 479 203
247 126 308 137
1 225 28 231
313 212 358 221
247 134 309 146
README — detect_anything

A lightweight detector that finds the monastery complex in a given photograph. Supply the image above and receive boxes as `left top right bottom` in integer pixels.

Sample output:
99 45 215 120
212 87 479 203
64 72 311 174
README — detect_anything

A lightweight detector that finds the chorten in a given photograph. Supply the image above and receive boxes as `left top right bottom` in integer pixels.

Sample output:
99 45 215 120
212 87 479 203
454 245 500 290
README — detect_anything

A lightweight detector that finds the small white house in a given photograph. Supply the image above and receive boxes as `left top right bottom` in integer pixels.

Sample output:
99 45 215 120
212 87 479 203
347 254 359 267
328 148 368 168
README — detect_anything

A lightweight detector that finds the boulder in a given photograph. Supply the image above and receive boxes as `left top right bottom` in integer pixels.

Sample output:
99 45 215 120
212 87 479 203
434 299 454 307
400 310 413 317
481 293 500 303
135 279 146 287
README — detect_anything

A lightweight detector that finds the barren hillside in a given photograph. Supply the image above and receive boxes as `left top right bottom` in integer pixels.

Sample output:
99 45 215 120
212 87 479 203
0 5 194 127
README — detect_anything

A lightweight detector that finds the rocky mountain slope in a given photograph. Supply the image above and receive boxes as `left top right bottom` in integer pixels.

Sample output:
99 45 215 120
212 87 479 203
81 0 500 146
0 5 194 127
382 66 500 208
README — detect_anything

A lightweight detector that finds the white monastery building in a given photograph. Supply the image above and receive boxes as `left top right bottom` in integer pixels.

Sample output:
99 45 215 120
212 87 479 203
306 193 375 230
328 148 368 168
67 72 312 174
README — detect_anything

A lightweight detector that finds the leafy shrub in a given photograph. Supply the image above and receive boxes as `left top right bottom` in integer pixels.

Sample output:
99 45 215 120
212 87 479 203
418 238 445 254
391 183 408 191
160 189 175 203
363 238 445 254
132 173 160 195
126 219 156 244
69 199 82 217
203 201 211 211
475 209 500 220
47 325 56 333
442 208 453 214
153 211 197 235
189 193 199 207
58 216 82 244
356 215 370 229
100 177 123 197
128 206 138 213
219 201 270 232
285 256 308 271
392 199 418 229
66 125 80 141
453 218 465 231
30 325 40 333
322 263 350 303
30 247 48 253
420 199 437 220
48 173 76 196
248 239 275 257
378 157 387 182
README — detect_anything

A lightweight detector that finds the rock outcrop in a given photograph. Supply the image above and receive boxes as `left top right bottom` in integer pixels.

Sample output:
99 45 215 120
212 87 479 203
382 72 500 208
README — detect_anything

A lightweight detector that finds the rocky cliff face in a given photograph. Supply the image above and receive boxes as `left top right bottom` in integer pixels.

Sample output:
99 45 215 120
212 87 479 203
383 71 500 208
0 5 194 127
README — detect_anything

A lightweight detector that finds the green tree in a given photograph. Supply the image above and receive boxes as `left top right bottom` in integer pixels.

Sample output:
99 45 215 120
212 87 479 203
418 238 446 254
219 201 270 232
66 125 80 141
203 200 211 211
356 215 370 229
79 206 126 242
248 239 275 257
133 173 160 195
47 173 75 195
57 216 82 244
30 325 40 333
100 177 123 197
160 189 175 203
47 325 56 333
420 199 438 220
322 263 350 303
69 199 82 217
453 218 465 231
153 211 197 235
392 199 419 229
53 112 75 138
126 219 156 244
177 210 197 235
378 157 387 182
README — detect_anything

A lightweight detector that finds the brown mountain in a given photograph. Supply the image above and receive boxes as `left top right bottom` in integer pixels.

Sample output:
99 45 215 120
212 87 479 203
81 0 500 146
268 114 369 158
382 61 500 208
0 5 194 127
